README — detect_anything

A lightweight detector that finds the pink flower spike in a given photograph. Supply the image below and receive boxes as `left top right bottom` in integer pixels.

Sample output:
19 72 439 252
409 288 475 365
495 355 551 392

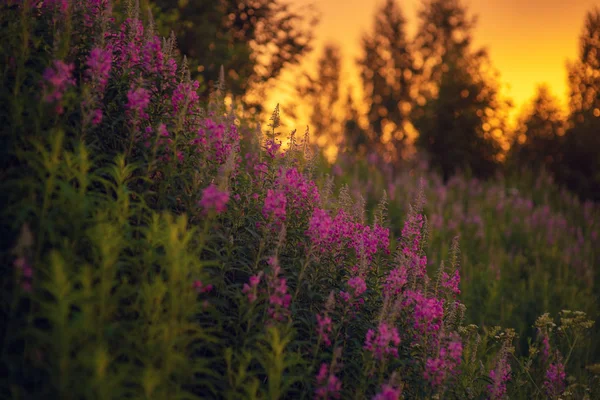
315 363 341 399
373 384 402 400
199 184 229 215
42 60 75 113
243 272 263 303
544 359 566 398
86 47 112 91
364 322 401 360
126 86 151 118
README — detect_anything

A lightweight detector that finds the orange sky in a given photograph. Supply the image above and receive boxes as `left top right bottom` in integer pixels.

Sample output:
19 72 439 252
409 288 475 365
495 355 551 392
266 0 597 132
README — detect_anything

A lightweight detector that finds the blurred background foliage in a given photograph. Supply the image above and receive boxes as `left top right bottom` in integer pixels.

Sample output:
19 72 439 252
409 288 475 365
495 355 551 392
129 0 600 201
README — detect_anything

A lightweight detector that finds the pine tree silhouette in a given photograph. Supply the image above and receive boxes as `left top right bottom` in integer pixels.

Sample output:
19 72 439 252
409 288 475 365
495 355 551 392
508 85 566 174
293 43 344 157
413 0 508 180
342 90 370 156
358 0 417 162
562 7 600 201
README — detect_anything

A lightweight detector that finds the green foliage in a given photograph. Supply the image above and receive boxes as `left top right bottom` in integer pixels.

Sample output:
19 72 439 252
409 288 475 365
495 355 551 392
2 131 215 399
333 153 600 363
147 0 317 111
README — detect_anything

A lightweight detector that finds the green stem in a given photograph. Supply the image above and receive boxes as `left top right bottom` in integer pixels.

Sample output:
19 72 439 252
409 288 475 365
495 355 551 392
293 249 313 301
564 335 578 367
510 352 542 395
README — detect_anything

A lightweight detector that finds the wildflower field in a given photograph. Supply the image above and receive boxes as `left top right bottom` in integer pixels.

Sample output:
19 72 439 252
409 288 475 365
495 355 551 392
1 1 599 399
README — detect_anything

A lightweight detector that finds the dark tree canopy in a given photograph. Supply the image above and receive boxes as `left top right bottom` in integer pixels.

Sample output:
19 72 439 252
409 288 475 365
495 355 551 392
413 0 507 180
148 0 316 110
508 85 566 173
561 8 600 201
342 91 370 156
358 0 417 162
295 43 343 150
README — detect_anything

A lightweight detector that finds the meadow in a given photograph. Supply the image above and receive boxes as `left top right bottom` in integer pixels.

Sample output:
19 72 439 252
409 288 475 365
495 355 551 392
0 1 598 399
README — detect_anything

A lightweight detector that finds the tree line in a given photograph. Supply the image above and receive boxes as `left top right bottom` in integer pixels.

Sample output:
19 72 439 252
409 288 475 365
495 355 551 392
140 0 600 201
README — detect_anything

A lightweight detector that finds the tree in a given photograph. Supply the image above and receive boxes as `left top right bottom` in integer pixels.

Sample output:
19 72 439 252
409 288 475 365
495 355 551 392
508 85 566 173
294 43 343 154
148 0 316 110
357 0 417 162
341 91 370 156
413 0 508 180
561 8 600 201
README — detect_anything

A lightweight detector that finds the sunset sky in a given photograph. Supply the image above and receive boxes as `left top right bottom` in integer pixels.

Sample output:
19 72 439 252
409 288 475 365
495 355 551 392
267 0 598 129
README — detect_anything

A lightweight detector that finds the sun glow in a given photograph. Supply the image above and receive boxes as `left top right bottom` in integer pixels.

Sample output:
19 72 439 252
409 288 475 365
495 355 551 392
265 0 596 156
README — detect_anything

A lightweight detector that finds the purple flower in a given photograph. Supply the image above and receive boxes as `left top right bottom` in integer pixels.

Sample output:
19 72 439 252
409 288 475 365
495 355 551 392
488 347 511 400
199 184 229 215
158 123 169 138
544 359 566 398
86 47 112 91
400 207 427 278
242 272 263 303
254 162 268 178
405 290 444 336
266 257 292 321
364 322 401 360
348 276 367 297
383 266 408 296
541 334 551 362
307 207 388 265
372 384 402 400
316 313 333 346
91 109 103 125
84 47 112 125
265 139 282 159
14 257 33 292
81 0 113 28
193 119 240 166
424 333 463 387
263 189 287 228
42 60 75 113
307 208 334 248
340 276 367 311
315 363 342 399
277 167 320 214
441 269 460 296
193 280 213 294
172 80 200 115
126 86 151 118
142 36 164 75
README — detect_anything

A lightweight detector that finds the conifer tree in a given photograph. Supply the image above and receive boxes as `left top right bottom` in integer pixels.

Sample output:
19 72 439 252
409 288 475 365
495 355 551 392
293 43 343 157
358 0 417 162
508 85 566 173
562 7 600 200
413 0 508 180
342 91 370 156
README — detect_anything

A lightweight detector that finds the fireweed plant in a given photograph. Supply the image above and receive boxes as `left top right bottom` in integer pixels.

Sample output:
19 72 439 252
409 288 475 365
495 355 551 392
0 1 598 399
332 153 600 361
